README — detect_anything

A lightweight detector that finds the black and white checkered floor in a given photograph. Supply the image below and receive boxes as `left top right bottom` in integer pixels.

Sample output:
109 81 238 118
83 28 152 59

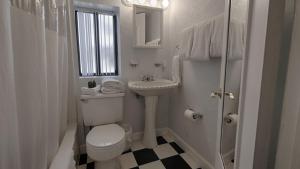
78 134 203 169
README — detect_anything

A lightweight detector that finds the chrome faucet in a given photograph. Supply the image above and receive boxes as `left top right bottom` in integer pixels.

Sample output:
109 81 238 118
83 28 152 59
142 74 154 81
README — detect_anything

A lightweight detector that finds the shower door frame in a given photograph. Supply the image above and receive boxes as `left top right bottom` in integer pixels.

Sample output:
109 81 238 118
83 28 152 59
215 0 252 168
214 0 233 168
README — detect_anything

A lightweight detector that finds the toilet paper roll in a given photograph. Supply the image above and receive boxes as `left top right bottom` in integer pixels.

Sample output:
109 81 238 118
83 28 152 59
184 109 201 121
224 113 239 126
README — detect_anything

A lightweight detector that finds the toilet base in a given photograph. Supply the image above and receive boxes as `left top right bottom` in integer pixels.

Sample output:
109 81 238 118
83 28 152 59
95 159 120 169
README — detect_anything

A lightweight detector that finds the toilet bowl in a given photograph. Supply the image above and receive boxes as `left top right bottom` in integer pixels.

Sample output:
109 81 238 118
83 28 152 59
80 93 126 169
86 124 125 169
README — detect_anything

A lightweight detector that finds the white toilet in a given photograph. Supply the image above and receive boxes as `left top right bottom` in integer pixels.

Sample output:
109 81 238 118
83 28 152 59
80 93 126 169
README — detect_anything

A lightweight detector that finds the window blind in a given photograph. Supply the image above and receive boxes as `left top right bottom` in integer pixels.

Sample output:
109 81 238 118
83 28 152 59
75 10 119 77
98 14 117 76
76 12 97 76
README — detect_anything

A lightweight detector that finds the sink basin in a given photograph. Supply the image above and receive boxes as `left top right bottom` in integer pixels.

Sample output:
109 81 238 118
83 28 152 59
128 79 178 96
128 79 178 148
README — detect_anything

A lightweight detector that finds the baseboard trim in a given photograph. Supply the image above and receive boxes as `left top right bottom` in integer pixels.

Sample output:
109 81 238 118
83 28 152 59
167 129 215 169
132 127 169 141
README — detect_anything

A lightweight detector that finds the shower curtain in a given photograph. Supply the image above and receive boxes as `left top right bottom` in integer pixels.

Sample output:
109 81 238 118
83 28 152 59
0 1 78 169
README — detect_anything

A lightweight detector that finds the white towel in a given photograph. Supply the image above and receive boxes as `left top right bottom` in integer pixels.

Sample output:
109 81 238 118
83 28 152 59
81 85 101 96
210 14 225 58
146 39 161 46
101 78 125 93
101 87 124 94
227 19 245 60
172 55 182 85
179 25 194 58
190 21 212 61
102 78 124 87
210 15 245 60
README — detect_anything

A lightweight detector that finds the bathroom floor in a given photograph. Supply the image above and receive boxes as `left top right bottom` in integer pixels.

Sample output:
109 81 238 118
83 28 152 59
78 134 202 169
225 160 234 169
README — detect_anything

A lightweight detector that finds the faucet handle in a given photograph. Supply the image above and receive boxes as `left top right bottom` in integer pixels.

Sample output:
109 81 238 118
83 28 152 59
141 74 154 81
142 74 148 81
149 75 154 81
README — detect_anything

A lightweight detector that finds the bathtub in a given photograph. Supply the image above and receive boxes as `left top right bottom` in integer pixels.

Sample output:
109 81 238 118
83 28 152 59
49 124 77 169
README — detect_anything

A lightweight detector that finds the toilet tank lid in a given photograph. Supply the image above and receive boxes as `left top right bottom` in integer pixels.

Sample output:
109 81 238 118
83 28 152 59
80 93 125 100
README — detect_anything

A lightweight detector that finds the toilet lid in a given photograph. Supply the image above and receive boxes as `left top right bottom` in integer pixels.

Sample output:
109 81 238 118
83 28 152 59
86 124 125 148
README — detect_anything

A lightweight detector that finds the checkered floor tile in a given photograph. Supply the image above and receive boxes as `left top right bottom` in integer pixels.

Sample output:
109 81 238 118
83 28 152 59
77 135 203 169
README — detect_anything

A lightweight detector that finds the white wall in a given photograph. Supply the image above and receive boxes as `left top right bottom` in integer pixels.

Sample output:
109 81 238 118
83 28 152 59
167 0 225 165
231 0 249 21
76 0 171 145
234 0 269 164
251 0 287 167
275 0 300 168
235 0 290 168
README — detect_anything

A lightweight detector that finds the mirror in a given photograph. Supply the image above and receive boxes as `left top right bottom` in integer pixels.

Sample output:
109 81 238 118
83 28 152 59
220 0 249 168
133 5 163 48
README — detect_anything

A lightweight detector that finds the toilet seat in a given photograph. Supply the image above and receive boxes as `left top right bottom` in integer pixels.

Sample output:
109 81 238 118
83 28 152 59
87 124 125 148
86 124 126 161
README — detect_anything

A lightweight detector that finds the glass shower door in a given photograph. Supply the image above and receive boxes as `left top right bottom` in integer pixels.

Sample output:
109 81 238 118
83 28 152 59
218 0 249 168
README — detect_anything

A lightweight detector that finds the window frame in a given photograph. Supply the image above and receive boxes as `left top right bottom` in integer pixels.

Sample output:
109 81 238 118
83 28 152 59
75 7 119 77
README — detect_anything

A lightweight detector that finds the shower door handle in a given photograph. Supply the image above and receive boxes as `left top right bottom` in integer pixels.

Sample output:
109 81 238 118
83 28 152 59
210 90 235 100
210 90 222 99
224 92 235 100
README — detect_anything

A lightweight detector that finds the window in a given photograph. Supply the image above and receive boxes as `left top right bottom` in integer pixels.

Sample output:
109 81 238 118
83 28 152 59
75 8 119 77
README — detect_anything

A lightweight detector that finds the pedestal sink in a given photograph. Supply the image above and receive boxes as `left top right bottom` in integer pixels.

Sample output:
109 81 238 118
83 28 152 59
128 79 178 148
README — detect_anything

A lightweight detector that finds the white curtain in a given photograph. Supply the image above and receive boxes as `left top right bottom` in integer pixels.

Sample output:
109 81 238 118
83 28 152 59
0 0 77 169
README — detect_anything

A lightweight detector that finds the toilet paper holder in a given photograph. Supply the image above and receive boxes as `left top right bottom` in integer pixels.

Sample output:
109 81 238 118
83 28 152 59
188 108 203 120
224 112 238 125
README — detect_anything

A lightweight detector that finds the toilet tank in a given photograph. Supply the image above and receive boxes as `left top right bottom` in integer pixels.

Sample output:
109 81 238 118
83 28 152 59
80 93 125 126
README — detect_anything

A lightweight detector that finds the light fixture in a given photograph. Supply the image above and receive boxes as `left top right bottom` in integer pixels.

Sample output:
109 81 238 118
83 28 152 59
138 0 146 4
161 0 169 9
150 0 157 6
121 0 133 7
121 0 170 9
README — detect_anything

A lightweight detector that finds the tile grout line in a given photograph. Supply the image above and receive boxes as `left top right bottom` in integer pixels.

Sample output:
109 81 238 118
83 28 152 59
78 135 203 169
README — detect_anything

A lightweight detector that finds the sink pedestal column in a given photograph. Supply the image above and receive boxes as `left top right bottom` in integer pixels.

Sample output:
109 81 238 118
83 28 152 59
143 96 158 148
